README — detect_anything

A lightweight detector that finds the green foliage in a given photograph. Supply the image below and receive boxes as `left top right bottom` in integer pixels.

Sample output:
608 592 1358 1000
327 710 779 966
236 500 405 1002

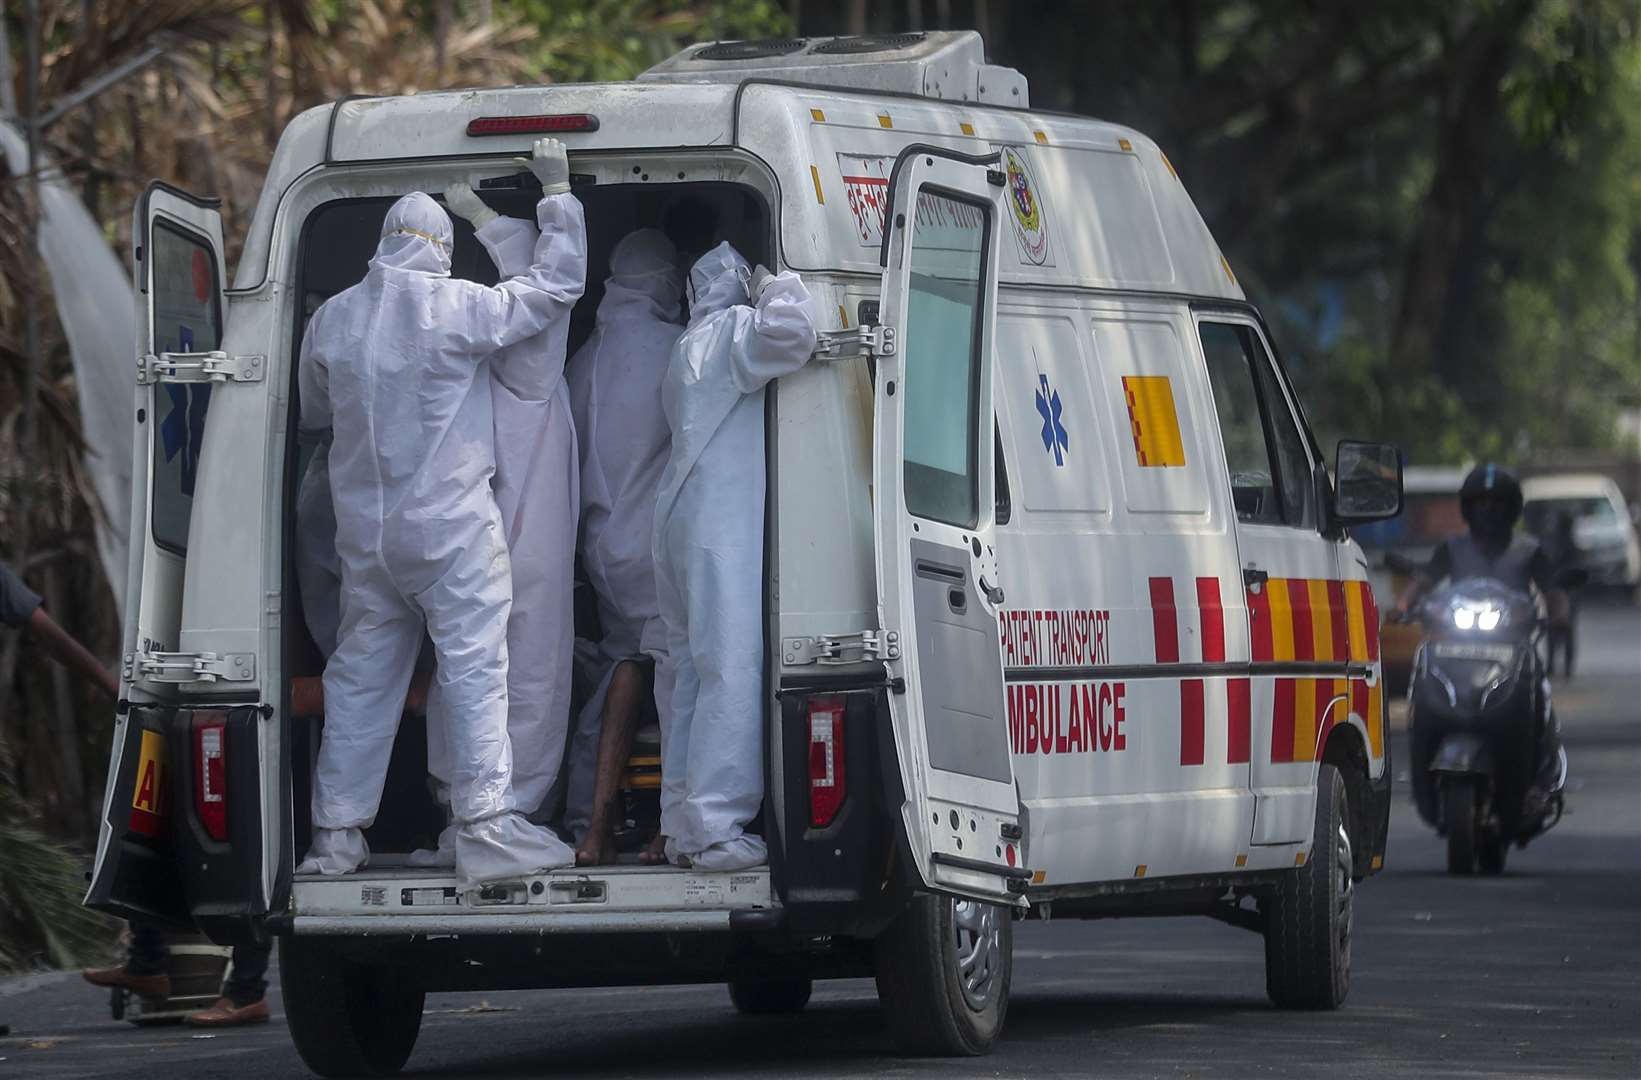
510 0 790 83
0 785 114 973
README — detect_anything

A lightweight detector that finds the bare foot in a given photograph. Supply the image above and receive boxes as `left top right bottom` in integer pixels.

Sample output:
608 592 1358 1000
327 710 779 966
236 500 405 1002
638 833 669 866
575 826 616 867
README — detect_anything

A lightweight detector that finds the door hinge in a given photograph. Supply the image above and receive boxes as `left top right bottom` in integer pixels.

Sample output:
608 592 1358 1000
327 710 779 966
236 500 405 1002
813 325 895 362
782 630 900 666
139 351 265 385
125 649 256 684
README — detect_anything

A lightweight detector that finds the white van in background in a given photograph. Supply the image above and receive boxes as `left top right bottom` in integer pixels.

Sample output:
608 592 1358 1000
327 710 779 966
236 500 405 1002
1522 473 1641 597
86 31 1403 1075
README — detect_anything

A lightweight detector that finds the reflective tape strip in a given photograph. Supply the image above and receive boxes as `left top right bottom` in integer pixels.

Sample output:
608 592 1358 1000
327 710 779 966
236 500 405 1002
1272 678 1297 762
1227 677 1251 764
1345 580 1370 662
1249 581 1274 662
1327 580 1350 664
1197 576 1225 663
1291 580 1317 662
1180 678 1205 766
1293 678 1319 761
1266 578 1296 661
1149 577 1179 664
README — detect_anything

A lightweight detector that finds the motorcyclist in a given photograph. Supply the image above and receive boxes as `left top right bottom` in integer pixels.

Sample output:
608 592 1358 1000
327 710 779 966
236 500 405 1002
1395 463 1568 826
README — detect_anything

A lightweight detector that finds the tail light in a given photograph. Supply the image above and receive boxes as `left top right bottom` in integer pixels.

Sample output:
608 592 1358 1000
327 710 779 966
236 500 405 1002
807 696 846 828
192 713 228 842
466 114 600 136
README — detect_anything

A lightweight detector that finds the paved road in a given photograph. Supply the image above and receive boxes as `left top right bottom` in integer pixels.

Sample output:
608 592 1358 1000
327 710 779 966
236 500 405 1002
5 604 1638 1079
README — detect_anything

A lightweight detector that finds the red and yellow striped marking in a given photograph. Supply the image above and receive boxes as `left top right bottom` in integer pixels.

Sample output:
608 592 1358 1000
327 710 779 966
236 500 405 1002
1121 376 1187 467
1250 578 1383 763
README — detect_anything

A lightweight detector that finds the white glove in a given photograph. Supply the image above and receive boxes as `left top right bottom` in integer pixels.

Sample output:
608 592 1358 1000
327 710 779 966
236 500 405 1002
748 264 775 301
442 182 497 229
519 137 571 195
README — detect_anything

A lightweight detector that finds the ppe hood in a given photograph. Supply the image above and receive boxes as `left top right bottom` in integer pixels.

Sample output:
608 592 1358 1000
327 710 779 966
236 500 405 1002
370 192 453 276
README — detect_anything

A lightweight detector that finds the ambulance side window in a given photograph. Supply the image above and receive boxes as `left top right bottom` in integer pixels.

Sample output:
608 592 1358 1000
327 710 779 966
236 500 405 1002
1199 321 1314 529
901 188 989 528
149 221 224 554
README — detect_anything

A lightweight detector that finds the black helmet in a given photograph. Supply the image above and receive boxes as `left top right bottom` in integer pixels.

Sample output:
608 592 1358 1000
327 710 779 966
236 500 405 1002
1459 463 1523 540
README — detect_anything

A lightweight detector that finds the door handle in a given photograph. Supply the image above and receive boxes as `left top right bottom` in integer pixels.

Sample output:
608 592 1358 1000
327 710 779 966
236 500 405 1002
1242 567 1269 589
979 576 1005 605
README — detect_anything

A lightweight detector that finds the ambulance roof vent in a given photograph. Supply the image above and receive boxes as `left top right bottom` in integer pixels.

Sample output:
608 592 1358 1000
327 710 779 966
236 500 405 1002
810 32 928 54
693 38 808 62
639 29 1029 109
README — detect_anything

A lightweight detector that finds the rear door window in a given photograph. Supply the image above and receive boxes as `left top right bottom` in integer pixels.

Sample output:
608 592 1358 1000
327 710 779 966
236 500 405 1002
149 221 224 553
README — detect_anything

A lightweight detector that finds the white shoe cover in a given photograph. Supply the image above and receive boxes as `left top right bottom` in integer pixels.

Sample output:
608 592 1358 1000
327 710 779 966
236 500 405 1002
676 834 768 872
296 827 369 875
407 824 457 868
454 812 575 890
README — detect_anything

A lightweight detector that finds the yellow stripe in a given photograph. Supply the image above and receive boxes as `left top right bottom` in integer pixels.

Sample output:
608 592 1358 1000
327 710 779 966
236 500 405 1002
810 108 826 122
878 114 893 129
837 303 849 329
1033 129 1048 144
1293 678 1319 761
1266 578 1296 662
1121 376 1187 467
1308 579 1333 661
1367 682 1384 758
1345 581 1370 662
810 164 825 205
960 121 976 136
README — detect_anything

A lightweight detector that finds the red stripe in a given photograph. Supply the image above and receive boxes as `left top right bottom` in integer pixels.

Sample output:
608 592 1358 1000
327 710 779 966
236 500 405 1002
128 808 162 838
1361 581 1381 661
1327 580 1349 663
1248 582 1273 662
1149 577 1179 664
1351 678 1369 725
1314 679 1336 754
1196 577 1225 663
1271 678 1296 763
1179 679 1205 766
1290 579 1315 661
1227 678 1251 764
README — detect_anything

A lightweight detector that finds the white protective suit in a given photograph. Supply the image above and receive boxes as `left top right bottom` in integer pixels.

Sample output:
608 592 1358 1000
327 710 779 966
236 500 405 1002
296 190 586 888
560 229 686 841
421 212 583 843
293 441 342 659
654 242 818 870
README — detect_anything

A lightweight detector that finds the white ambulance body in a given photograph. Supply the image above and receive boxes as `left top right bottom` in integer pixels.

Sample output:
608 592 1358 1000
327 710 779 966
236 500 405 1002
88 31 1402 1072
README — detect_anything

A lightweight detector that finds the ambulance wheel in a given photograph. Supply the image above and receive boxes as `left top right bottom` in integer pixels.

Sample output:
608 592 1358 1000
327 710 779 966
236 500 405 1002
1262 763 1352 1010
727 975 813 1014
281 937 424 1077
873 893 1011 1056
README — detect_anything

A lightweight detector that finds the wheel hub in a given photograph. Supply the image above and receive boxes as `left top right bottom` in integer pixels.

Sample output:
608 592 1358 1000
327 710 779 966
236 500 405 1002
951 898 1001 1011
1334 820 1354 965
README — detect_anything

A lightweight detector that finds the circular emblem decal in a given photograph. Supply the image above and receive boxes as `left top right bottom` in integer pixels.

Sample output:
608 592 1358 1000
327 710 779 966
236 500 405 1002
1004 147 1049 265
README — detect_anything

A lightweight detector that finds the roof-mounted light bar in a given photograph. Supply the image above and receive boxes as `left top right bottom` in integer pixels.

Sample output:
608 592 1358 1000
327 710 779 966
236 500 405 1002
466 114 600 137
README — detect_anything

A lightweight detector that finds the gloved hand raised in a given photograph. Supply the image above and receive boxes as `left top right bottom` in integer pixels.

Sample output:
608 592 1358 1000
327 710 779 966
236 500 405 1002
748 264 775 301
519 137 571 195
442 182 497 229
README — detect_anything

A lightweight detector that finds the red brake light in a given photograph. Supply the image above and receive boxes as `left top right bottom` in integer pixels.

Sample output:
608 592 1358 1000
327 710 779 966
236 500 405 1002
466 114 599 136
193 713 228 842
807 696 846 829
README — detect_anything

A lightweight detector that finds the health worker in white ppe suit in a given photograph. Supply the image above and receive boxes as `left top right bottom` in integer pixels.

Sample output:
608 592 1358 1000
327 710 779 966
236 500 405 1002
297 139 585 890
654 242 818 871
406 178 587 870
560 229 686 864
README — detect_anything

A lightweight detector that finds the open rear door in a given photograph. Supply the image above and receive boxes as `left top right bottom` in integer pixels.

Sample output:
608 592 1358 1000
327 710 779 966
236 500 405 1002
87 184 230 926
873 148 1025 904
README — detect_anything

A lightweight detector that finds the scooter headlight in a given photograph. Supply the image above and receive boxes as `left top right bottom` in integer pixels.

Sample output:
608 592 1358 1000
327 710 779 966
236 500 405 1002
1448 598 1507 633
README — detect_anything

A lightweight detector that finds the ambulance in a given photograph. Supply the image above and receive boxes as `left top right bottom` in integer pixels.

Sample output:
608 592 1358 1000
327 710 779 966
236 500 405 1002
87 30 1404 1074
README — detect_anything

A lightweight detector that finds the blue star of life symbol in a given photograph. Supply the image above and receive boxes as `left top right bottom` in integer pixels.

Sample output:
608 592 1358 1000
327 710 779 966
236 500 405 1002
1036 373 1068 467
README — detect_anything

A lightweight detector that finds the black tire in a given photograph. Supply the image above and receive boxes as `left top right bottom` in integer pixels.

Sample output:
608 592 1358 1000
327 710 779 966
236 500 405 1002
728 975 813 1015
1444 779 1478 876
280 937 424 1078
873 893 1011 1056
1478 832 1509 875
1263 763 1353 1010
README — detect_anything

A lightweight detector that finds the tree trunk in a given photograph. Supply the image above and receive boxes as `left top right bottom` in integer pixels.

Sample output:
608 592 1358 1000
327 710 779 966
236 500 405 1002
42 565 86 839
1389 2 1535 378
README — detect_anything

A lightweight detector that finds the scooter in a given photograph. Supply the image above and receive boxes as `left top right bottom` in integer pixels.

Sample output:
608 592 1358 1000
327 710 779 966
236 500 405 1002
1395 571 1573 875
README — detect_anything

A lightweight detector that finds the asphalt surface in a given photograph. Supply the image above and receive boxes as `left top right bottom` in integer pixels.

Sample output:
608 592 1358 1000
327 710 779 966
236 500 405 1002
3 603 1637 1079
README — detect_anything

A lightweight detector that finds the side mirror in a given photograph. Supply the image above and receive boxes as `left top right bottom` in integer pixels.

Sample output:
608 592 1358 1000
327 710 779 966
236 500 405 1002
1333 439 1403 524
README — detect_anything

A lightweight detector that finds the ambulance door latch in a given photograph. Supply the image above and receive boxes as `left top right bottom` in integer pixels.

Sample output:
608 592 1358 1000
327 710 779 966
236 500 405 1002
783 630 900 667
139 351 266 385
126 649 257 684
814 325 894 362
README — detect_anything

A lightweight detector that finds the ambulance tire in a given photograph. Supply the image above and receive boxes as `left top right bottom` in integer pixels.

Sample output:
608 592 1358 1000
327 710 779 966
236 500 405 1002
727 975 813 1014
280 937 425 1078
1262 763 1352 1010
873 893 1011 1056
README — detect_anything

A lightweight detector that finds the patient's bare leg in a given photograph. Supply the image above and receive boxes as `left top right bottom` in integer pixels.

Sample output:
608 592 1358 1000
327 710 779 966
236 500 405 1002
575 660 645 866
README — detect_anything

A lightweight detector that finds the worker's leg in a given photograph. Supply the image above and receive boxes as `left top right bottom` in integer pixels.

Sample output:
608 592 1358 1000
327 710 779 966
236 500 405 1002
576 659 649 866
